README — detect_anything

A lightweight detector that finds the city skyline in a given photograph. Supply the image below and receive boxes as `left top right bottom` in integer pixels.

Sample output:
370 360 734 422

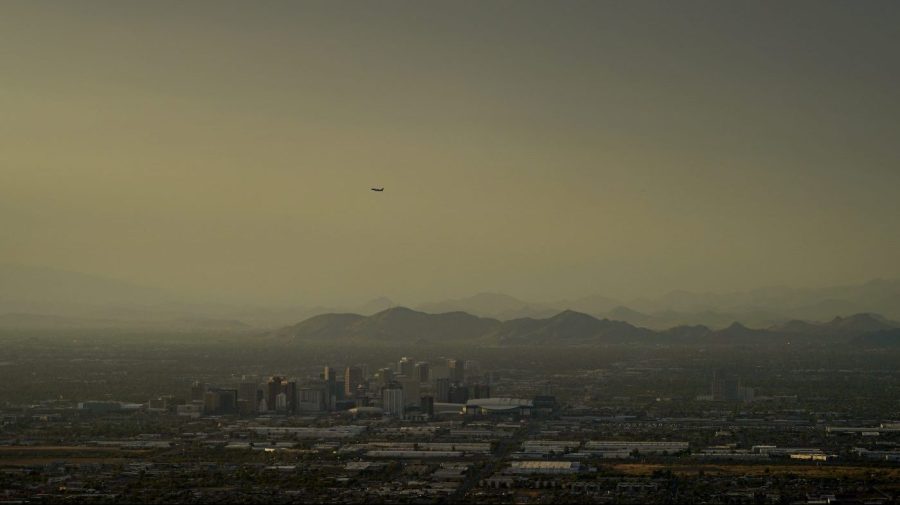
2 3 898 502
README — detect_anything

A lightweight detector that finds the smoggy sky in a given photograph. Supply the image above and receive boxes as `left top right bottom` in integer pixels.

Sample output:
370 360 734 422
2 1 899 305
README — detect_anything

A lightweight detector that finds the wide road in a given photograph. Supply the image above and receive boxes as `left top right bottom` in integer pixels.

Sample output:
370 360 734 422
449 418 544 503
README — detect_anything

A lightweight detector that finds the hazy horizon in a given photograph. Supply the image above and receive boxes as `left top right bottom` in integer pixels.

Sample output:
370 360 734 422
4 1 900 307
3 261 899 314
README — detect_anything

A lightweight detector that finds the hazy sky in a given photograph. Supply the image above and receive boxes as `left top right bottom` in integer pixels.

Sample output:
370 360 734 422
2 1 899 305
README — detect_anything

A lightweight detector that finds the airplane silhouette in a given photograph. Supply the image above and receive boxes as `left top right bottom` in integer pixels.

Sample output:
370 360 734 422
371 187 384 192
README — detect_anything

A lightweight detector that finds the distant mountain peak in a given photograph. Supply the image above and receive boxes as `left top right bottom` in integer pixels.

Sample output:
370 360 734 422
274 306 499 343
354 297 396 315
415 292 558 320
553 309 595 319
714 321 771 339
375 306 417 316
827 312 896 332
491 309 651 345
609 305 647 316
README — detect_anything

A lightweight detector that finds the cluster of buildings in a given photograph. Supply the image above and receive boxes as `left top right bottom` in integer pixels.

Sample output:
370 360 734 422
4 356 899 504
181 356 507 420
695 370 756 402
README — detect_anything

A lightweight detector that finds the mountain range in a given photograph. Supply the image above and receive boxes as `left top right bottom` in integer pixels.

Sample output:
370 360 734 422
273 307 900 347
413 281 900 329
3 263 900 332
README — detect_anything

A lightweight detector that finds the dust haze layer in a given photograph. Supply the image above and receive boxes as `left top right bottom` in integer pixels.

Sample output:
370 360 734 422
2 264 900 331
2 1 900 307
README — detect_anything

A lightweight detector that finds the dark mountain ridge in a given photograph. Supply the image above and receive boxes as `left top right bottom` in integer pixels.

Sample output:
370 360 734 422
273 307 499 343
771 312 897 339
489 310 654 345
274 307 899 346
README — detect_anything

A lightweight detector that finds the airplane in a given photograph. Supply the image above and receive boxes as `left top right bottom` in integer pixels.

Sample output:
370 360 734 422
371 187 384 192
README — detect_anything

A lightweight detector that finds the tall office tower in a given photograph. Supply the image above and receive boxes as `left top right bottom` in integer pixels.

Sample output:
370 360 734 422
275 392 288 412
430 361 450 382
203 391 220 414
448 382 469 404
382 383 405 419
204 388 237 414
190 381 208 402
434 378 451 403
375 367 394 388
238 382 259 414
398 357 415 378
421 395 435 417
219 389 237 414
711 370 741 402
398 375 421 408
448 358 465 383
415 361 430 383
323 365 339 407
285 381 298 413
345 366 364 398
298 385 327 413
468 383 490 400
266 376 288 413
355 383 371 407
